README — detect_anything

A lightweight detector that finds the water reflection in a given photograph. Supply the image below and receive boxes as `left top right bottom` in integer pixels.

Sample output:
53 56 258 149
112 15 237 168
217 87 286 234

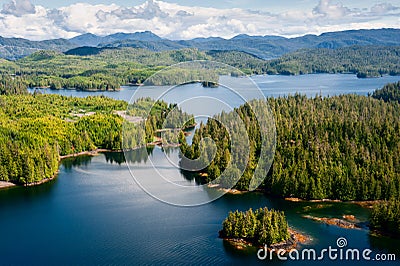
368 233 400 255
61 155 93 170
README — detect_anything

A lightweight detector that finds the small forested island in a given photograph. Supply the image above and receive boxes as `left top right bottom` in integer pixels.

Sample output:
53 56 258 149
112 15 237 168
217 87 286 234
370 199 400 237
219 207 306 250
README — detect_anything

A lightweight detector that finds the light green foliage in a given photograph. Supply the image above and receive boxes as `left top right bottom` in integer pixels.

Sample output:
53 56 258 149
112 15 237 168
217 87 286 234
0 94 127 184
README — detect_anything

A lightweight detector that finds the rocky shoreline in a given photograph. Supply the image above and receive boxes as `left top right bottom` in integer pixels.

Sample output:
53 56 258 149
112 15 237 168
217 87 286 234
221 228 310 252
302 214 363 229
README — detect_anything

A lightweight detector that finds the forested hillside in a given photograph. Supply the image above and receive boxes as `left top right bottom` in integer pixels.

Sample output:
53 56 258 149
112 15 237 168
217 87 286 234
1 45 399 93
0 94 127 184
370 199 400 236
181 91 400 201
372 82 400 103
0 93 196 185
2 28 399 60
0 48 214 91
265 46 400 77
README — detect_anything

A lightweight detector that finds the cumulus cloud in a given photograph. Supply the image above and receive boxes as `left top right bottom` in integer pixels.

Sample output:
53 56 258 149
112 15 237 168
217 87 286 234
370 3 400 15
313 0 351 18
0 0 399 40
1 0 35 17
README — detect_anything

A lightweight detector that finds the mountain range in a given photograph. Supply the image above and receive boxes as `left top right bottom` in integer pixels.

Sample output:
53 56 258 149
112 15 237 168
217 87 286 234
1 28 400 60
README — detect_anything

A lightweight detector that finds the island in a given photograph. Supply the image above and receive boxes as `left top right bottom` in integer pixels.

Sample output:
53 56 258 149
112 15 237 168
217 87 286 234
219 207 308 251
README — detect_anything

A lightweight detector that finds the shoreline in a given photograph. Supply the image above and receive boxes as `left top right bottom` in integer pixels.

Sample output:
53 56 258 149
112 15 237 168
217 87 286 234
2 143 181 189
0 181 16 189
1 149 121 189
302 215 363 230
285 197 382 208
59 149 117 159
221 227 310 251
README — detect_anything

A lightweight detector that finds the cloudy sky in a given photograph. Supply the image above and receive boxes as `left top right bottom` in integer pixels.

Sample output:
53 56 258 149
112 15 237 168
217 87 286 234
0 0 399 40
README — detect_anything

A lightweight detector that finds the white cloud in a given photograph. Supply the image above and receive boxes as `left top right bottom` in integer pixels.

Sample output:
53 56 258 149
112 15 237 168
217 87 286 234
313 0 351 19
1 0 35 17
0 0 399 40
370 3 400 15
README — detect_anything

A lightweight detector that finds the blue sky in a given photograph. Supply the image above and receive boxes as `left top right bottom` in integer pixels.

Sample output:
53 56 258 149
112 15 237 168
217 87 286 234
0 0 399 40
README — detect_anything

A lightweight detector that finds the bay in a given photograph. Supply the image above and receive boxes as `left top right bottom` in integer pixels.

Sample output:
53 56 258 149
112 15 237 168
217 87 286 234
6 74 400 265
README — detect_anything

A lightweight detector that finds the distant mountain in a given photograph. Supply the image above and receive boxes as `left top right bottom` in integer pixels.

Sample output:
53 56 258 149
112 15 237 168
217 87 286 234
102 28 400 59
69 31 162 47
0 37 74 60
175 28 400 59
2 28 400 60
68 33 103 47
101 39 185 51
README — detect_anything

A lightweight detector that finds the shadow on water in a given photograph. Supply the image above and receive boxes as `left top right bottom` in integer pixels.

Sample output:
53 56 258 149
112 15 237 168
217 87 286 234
112 147 155 164
0 178 57 205
61 155 93 170
368 233 400 256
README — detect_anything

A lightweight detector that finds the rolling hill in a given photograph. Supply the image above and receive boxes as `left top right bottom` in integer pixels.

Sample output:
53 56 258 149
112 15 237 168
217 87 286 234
1 28 400 60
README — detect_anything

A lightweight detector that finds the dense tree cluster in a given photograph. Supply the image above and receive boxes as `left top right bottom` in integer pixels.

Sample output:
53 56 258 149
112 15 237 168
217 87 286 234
180 100 275 191
370 200 400 236
266 46 400 77
181 91 400 201
220 207 290 246
0 94 127 184
126 98 195 144
0 75 26 95
372 81 400 103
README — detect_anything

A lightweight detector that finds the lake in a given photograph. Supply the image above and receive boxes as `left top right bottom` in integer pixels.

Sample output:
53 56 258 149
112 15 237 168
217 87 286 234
4 74 399 265
28 74 400 102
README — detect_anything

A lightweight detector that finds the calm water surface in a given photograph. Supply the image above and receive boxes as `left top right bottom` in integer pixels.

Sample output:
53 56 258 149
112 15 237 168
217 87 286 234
5 74 400 265
28 74 400 102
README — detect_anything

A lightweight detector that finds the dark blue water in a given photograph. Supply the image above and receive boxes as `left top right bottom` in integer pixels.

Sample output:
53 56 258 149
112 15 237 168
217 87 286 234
7 74 400 265
1 150 399 265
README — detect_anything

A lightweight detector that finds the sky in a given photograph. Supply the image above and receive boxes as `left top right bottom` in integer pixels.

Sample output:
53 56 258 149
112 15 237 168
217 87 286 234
0 0 399 40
